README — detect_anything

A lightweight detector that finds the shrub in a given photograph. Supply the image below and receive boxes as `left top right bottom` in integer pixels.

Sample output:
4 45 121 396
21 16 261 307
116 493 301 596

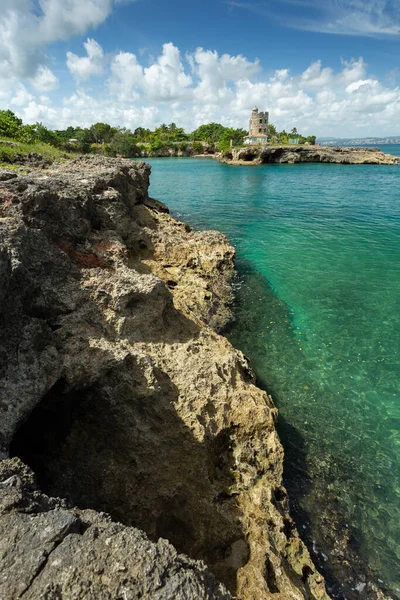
192 141 204 154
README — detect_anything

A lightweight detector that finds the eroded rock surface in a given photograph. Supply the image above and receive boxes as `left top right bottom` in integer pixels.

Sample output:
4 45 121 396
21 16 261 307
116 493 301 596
221 145 400 165
0 458 231 600
0 156 329 599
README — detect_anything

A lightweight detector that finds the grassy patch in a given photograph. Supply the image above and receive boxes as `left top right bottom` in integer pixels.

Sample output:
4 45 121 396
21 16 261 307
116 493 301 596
0 138 74 162
0 161 23 172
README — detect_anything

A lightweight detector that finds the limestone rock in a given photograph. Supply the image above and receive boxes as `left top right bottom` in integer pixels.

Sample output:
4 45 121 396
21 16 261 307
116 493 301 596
221 145 400 165
0 156 329 599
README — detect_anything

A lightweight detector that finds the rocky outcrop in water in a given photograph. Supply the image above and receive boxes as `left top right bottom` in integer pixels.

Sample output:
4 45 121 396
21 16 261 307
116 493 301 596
0 156 329 599
221 145 400 165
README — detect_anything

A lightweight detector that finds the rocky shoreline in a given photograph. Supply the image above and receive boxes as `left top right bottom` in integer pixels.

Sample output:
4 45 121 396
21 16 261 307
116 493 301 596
0 156 329 599
220 145 400 165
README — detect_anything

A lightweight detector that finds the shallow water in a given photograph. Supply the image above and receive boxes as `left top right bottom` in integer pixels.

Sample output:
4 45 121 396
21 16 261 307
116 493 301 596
143 154 400 597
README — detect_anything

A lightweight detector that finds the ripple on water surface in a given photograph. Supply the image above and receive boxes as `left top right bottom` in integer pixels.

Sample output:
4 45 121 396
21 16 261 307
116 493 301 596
142 156 400 598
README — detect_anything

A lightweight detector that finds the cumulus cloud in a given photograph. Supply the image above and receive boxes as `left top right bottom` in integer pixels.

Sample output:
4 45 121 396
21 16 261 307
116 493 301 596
300 60 333 88
2 38 400 138
18 99 59 125
10 84 34 106
189 48 261 102
142 43 193 101
30 65 59 91
67 38 104 80
109 51 143 100
108 44 261 105
37 0 114 42
0 0 127 84
109 43 192 102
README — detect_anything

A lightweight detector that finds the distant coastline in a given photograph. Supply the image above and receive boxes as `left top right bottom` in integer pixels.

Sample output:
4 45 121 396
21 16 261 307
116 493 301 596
319 136 400 146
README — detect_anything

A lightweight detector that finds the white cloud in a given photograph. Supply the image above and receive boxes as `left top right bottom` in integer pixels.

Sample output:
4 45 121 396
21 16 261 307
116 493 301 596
67 38 104 80
10 84 34 106
346 79 374 93
2 38 400 138
18 100 58 124
0 0 125 85
300 60 333 88
229 0 400 37
38 0 114 42
142 43 192 101
109 43 193 102
109 51 144 100
189 47 261 103
30 65 59 91
340 58 367 84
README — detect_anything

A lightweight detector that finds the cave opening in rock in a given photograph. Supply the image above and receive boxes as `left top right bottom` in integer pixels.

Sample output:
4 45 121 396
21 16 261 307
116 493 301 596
9 379 85 494
8 372 248 596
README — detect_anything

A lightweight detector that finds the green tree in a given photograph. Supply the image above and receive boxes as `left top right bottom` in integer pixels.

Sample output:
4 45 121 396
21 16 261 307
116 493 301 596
34 122 59 145
74 128 92 153
88 122 116 144
278 129 289 144
156 123 169 138
192 141 204 154
268 123 278 137
169 124 188 142
0 110 23 138
53 126 77 142
134 127 151 142
108 131 140 157
16 124 38 144
192 123 226 144
149 136 167 154
218 128 247 152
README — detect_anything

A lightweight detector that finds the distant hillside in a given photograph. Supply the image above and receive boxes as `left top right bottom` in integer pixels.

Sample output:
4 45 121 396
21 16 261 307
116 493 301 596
318 136 400 146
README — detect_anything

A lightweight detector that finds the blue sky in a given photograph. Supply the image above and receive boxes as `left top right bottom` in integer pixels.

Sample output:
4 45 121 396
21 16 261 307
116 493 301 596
1 0 400 136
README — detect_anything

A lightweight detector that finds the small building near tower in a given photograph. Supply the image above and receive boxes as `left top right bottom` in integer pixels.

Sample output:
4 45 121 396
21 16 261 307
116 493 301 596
244 106 269 145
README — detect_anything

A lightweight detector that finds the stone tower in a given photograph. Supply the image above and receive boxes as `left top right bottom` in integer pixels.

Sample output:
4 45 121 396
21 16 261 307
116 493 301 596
249 106 269 136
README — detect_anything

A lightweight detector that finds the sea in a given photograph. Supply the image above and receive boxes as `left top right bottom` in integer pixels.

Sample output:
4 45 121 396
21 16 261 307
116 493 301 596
140 144 400 599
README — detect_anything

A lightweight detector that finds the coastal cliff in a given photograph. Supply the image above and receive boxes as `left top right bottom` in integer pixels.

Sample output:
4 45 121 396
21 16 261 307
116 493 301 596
0 156 329 599
220 145 400 165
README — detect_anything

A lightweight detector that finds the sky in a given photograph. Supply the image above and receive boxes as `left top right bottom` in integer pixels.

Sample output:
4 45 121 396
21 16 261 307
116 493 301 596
1 0 400 137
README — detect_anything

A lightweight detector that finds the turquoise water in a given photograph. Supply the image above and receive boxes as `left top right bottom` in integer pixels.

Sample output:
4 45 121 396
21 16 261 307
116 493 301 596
142 154 400 598
361 144 400 157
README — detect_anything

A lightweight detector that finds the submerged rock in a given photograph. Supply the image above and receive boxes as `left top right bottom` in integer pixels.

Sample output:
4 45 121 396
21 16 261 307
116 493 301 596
0 156 329 599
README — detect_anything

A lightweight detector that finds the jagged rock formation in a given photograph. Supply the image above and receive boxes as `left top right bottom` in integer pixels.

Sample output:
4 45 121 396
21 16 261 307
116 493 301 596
0 457 231 599
221 145 400 165
0 156 329 599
